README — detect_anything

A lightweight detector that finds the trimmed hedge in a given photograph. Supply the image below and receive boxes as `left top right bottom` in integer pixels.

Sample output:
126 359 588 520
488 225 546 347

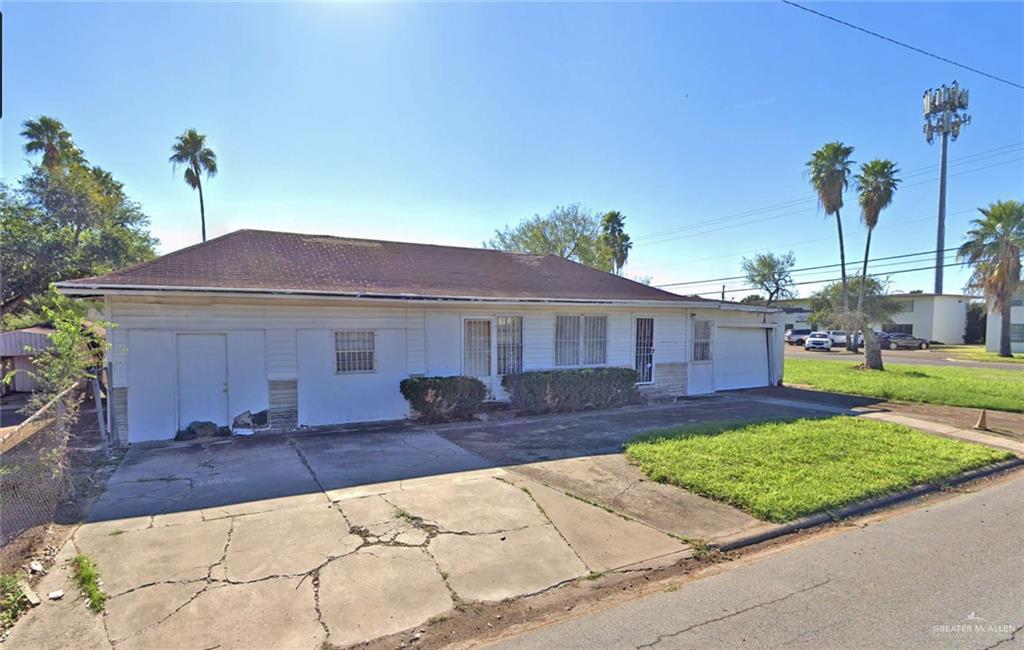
399 376 487 422
501 368 642 415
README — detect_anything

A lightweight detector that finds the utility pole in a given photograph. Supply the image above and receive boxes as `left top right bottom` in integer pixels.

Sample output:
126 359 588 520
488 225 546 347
923 81 971 294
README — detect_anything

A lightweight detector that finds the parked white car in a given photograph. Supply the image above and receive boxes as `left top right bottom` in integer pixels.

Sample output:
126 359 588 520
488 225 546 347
804 331 833 351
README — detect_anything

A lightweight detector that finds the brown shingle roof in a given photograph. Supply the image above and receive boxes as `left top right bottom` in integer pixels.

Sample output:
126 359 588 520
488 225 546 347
60 229 713 304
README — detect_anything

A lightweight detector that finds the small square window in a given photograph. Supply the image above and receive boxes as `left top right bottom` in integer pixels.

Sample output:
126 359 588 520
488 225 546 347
335 331 374 373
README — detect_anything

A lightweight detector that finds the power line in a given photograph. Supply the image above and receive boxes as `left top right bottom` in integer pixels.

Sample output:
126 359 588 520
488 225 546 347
686 259 963 297
655 247 958 288
633 143 1022 243
688 252 964 296
780 0 1024 91
635 156 1022 247
647 206 974 270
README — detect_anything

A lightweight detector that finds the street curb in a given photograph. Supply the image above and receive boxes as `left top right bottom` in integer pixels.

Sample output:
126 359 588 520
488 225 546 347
715 457 1024 553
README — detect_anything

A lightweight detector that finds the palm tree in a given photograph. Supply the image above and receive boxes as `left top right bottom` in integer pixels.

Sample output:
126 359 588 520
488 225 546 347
20 115 82 170
807 142 856 310
853 159 900 369
169 129 218 242
600 211 632 275
958 200 1024 357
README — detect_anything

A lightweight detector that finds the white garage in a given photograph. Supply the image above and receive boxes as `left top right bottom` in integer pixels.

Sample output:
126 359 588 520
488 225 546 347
713 325 771 391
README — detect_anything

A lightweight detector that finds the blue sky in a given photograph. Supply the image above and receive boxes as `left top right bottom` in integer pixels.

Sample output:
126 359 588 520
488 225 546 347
3 2 1022 299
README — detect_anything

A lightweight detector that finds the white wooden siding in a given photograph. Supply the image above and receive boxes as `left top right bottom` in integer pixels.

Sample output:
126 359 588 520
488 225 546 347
265 330 298 380
107 296 782 440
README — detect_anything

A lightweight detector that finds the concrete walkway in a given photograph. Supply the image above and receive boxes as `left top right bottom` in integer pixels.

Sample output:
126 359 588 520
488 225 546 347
8 396 802 650
9 390 1017 649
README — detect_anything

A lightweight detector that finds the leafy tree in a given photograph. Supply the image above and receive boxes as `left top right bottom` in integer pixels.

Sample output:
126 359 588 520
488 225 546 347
741 252 795 306
957 200 1024 357
3 289 108 430
807 142 855 314
486 204 613 272
600 211 632 275
740 293 766 304
20 115 83 170
169 129 218 242
853 159 901 369
964 302 986 345
809 276 901 334
2 156 157 313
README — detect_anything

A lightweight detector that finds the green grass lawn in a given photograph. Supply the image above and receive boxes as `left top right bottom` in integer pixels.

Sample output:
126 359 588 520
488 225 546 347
785 358 1024 412
625 417 1012 523
930 344 1024 365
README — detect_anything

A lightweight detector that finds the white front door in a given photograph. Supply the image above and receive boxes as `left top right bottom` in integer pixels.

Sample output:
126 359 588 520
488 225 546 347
177 334 229 427
463 319 495 396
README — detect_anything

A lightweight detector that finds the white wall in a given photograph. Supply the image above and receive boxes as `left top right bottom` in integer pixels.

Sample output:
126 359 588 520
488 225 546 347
986 297 1024 353
930 297 968 344
127 330 177 442
296 329 410 426
227 331 269 421
106 296 780 441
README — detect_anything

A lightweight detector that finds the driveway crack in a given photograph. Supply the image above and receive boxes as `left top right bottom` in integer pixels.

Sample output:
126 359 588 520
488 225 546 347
985 623 1023 649
635 578 833 649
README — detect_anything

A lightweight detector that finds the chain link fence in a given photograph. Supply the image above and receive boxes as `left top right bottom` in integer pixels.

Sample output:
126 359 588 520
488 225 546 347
0 382 84 546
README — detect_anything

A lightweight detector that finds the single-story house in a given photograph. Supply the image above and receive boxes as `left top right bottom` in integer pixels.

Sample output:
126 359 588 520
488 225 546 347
985 290 1024 354
0 326 54 395
881 293 973 344
56 230 784 444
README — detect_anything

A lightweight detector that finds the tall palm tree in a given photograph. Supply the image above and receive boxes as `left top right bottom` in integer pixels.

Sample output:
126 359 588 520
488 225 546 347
169 129 218 242
20 115 82 170
807 142 856 311
854 160 900 313
957 200 1024 357
854 159 900 369
600 211 632 275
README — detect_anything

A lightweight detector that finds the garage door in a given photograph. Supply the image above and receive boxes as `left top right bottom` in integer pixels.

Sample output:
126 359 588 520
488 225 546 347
714 326 770 391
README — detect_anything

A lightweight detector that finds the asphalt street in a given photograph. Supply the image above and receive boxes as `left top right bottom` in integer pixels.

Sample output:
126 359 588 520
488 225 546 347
786 344 1024 370
497 472 1024 650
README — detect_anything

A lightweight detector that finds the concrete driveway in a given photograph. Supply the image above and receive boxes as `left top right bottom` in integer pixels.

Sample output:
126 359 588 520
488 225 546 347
9 396 820 649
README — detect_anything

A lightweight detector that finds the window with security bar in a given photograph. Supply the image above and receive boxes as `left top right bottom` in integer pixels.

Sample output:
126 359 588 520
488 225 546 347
464 320 492 377
335 331 375 373
555 315 607 366
496 316 523 375
634 317 654 383
692 320 712 362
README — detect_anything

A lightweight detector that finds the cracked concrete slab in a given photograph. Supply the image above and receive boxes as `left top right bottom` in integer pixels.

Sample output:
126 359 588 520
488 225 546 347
431 524 587 601
385 476 547 534
74 517 232 596
510 455 769 542
104 582 204 643
292 429 492 494
510 476 688 572
116 577 323 650
339 494 430 545
318 546 453 647
3 543 110 650
219 503 362 581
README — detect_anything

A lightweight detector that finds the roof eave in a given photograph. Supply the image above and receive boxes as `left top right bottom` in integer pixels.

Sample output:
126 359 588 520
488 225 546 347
55 282 779 313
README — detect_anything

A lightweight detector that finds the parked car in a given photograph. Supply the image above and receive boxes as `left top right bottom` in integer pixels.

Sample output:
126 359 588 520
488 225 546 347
878 332 930 350
785 328 812 346
804 331 833 351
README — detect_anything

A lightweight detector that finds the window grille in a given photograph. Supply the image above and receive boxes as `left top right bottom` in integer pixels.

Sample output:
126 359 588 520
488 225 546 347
692 320 712 362
335 331 374 373
497 316 523 375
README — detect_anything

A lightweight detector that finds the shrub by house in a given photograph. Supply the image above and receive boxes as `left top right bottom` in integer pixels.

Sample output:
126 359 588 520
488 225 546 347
501 368 641 414
399 376 487 422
